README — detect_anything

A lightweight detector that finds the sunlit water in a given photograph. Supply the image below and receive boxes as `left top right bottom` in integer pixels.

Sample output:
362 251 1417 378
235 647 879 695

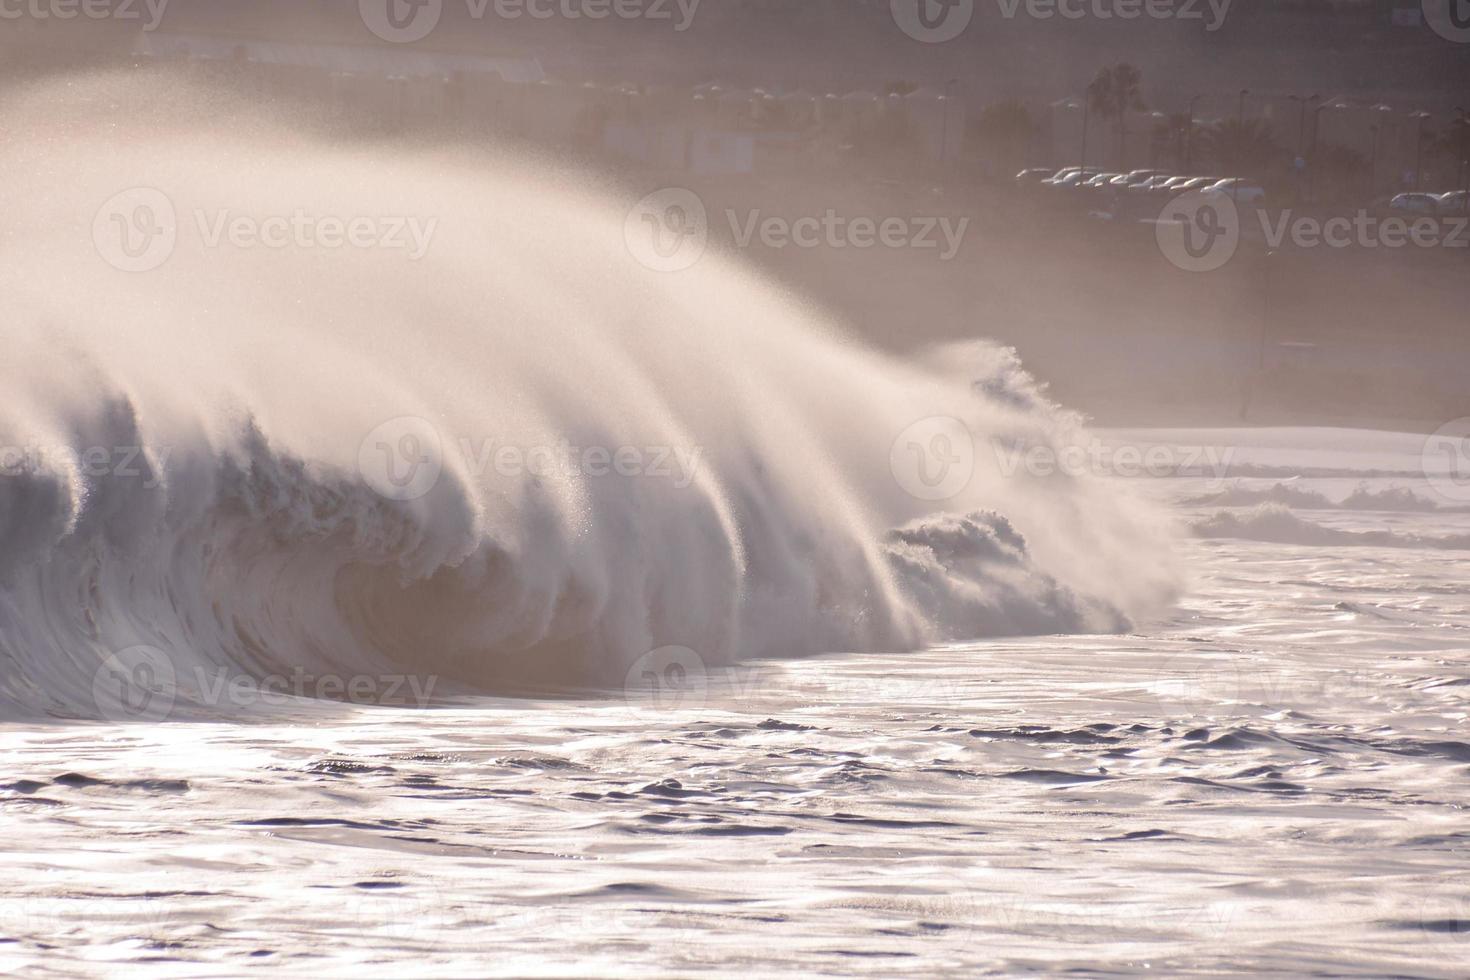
4 448 1467 977
0 74 1465 977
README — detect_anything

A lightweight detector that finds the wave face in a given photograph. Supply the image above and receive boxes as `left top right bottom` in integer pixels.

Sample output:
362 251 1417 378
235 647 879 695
0 72 1179 717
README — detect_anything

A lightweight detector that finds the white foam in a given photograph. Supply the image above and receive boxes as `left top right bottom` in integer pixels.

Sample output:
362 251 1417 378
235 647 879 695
0 73 1179 713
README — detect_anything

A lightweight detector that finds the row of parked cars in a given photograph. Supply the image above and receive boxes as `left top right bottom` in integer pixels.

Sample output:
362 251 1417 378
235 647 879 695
1016 166 1269 204
1019 166 1470 216
1386 191 1470 214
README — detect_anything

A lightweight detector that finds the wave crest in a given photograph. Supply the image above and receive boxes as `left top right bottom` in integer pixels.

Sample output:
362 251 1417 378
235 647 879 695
0 72 1180 716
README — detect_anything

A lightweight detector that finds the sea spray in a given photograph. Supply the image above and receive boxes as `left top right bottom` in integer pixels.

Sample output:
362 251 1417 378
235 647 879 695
0 71 1179 715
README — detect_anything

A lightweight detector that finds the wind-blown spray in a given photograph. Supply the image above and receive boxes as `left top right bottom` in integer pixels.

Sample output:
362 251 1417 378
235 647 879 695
0 73 1179 715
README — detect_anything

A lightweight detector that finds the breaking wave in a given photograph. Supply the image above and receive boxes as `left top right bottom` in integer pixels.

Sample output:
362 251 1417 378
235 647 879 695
0 72 1178 718
1191 504 1470 550
1182 482 1462 513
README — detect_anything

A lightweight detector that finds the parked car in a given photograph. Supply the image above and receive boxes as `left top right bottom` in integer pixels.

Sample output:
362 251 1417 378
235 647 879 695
1128 175 1177 194
1436 190 1468 212
1041 166 1084 185
1177 176 1224 193
1109 170 1154 188
1387 192 1442 214
1050 169 1103 188
1203 178 1268 204
1082 172 1123 188
1015 167 1055 186
1151 175 1199 195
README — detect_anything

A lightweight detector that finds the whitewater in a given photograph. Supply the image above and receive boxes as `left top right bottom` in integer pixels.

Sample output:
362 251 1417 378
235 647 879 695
0 73 1176 715
0 74 1466 978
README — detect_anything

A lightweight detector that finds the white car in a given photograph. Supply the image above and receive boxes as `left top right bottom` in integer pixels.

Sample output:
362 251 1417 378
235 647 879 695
1389 192 1442 214
1129 174 1178 194
1436 190 1468 213
1202 178 1267 204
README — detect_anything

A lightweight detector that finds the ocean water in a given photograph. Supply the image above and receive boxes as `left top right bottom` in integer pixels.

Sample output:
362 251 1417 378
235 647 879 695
0 73 1175 716
5 460 1468 976
1 74 1466 976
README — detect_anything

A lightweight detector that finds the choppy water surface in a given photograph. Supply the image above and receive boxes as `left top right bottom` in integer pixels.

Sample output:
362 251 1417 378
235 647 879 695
0 76 1465 977
4 462 1467 977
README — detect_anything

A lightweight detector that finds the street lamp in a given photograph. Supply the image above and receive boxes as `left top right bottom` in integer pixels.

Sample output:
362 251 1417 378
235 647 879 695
1233 89 1250 206
1308 101 1349 202
938 78 958 177
1185 93 1204 170
1147 110 1166 168
1409 110 1431 191
1287 94 1320 202
1287 94 1320 156
1456 107 1469 213
1079 97 1090 175
1369 123 1381 198
1367 104 1393 197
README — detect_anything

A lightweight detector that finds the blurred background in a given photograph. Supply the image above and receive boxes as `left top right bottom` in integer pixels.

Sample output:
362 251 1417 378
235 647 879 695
7 0 1468 427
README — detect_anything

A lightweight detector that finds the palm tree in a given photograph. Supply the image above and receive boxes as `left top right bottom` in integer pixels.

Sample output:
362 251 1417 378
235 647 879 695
1086 64 1145 169
1199 117 1280 175
971 99 1035 174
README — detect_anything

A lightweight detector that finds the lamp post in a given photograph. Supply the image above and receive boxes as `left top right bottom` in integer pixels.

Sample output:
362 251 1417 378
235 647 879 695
1288 94 1319 203
1457 107 1469 214
1367 104 1393 198
1079 97 1090 176
1369 123 1381 198
1185 93 1204 171
1409 110 1431 191
1309 101 1347 203
1233 89 1249 206
938 78 957 177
